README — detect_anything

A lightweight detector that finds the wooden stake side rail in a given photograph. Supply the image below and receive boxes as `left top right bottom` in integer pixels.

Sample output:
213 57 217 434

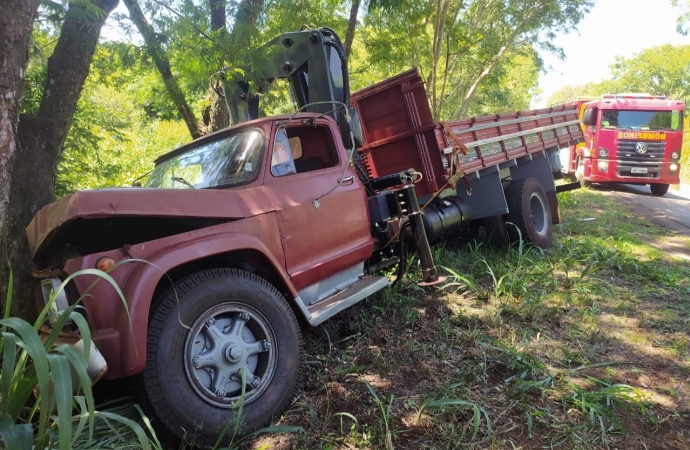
437 107 584 174
350 68 585 198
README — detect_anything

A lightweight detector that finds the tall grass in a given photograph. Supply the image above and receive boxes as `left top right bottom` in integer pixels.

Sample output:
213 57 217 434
0 269 159 449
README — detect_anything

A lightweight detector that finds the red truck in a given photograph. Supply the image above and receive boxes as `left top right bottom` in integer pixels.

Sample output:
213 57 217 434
560 94 685 196
27 28 583 445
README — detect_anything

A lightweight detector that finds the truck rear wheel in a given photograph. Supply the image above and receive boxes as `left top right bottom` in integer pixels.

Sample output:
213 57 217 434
135 268 303 447
506 177 552 248
650 183 670 196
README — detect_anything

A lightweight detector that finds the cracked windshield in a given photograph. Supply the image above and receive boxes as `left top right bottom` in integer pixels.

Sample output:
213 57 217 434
145 129 263 188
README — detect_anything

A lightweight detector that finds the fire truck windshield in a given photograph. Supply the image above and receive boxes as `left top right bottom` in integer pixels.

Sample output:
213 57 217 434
601 110 682 131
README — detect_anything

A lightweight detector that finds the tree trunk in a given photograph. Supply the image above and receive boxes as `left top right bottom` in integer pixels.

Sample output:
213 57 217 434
209 0 230 132
344 0 361 57
0 0 119 320
209 0 226 31
211 0 264 131
123 0 203 139
0 0 41 269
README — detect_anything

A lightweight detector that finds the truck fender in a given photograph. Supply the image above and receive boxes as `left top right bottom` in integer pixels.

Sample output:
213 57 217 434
113 232 296 377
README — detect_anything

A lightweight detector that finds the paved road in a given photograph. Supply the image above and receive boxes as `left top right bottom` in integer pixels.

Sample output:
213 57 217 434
592 183 690 237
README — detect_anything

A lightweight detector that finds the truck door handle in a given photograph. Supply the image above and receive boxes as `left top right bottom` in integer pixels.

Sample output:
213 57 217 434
339 176 355 185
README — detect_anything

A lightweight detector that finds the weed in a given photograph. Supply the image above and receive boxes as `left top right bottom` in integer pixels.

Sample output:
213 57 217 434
560 382 655 442
418 397 492 440
362 379 395 450
0 269 158 450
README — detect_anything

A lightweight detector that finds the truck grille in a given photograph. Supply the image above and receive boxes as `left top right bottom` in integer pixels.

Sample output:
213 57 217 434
615 140 664 178
616 140 665 163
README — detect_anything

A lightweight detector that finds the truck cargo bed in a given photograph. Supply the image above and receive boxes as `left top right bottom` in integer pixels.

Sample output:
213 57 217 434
351 69 584 198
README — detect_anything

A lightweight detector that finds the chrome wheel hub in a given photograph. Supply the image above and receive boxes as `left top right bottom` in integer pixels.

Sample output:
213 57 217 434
184 303 276 407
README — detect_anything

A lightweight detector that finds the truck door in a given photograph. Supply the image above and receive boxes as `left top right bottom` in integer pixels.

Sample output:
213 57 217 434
264 121 374 291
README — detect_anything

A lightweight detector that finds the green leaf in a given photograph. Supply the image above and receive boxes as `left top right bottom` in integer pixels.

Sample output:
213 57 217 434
0 413 32 450
1 333 17 417
3 269 12 322
133 404 163 450
54 344 95 444
47 353 74 450
362 379 381 403
91 411 152 450
0 317 51 432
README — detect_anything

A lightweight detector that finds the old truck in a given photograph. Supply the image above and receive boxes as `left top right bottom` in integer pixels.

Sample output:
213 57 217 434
27 27 583 445
559 94 685 196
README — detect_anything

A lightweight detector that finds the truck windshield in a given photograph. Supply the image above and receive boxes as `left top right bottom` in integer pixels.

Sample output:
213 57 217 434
145 130 264 189
601 110 682 131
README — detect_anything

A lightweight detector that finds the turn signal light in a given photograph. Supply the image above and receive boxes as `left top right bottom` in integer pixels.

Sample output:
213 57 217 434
96 257 116 272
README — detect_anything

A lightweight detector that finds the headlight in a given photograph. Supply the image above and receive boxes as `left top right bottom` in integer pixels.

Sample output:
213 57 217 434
670 163 679 172
599 148 609 158
597 161 609 172
671 151 680 160
40 278 71 326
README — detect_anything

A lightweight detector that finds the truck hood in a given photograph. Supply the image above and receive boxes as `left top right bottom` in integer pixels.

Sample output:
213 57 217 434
26 187 261 258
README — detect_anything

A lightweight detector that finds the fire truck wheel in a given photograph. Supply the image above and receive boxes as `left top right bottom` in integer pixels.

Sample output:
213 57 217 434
650 183 670 196
135 268 304 448
506 177 552 248
575 156 592 188
483 214 510 247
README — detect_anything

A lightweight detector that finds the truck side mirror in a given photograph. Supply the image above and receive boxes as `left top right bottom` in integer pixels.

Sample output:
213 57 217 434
340 107 364 149
582 108 597 127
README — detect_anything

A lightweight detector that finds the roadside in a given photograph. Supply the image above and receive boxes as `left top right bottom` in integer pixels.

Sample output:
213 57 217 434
590 183 690 262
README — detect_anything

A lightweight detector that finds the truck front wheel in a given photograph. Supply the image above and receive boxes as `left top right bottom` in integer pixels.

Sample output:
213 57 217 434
650 183 670 196
575 155 592 188
135 268 303 447
506 177 552 248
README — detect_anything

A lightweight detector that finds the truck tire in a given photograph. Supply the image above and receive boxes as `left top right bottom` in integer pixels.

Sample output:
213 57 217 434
650 183 670 196
483 214 510 247
505 177 552 248
135 268 303 447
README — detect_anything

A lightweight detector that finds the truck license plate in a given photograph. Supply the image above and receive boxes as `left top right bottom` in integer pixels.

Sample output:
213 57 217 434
631 167 648 174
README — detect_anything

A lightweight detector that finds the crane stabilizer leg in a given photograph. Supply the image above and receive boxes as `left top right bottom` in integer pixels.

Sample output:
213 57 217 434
398 184 446 287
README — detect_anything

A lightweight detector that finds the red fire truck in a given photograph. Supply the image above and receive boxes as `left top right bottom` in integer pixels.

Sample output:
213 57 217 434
560 94 684 196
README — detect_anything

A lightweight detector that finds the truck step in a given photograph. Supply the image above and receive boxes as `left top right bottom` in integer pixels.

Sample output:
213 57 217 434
556 181 581 193
307 276 390 326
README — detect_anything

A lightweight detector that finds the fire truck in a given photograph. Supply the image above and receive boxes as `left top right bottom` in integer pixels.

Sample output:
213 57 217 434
560 94 684 196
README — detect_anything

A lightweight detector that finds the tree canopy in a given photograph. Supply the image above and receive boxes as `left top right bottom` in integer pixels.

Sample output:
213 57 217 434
0 0 593 317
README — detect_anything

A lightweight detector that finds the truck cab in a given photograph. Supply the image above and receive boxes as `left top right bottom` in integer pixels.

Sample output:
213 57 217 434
572 94 684 196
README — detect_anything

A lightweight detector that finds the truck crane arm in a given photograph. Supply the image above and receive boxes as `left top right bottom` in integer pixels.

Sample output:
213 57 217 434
223 27 354 132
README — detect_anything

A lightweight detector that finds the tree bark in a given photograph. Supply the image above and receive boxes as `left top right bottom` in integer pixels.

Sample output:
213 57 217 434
123 0 203 139
210 0 264 131
0 0 41 261
0 0 119 320
209 0 229 132
344 0 361 57
209 0 226 31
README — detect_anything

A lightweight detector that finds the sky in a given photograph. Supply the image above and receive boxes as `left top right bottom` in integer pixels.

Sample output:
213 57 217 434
533 0 690 107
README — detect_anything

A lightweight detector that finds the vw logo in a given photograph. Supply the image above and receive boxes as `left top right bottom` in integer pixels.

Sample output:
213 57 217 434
635 142 648 154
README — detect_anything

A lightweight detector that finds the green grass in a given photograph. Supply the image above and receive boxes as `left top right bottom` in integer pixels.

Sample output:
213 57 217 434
266 188 690 449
